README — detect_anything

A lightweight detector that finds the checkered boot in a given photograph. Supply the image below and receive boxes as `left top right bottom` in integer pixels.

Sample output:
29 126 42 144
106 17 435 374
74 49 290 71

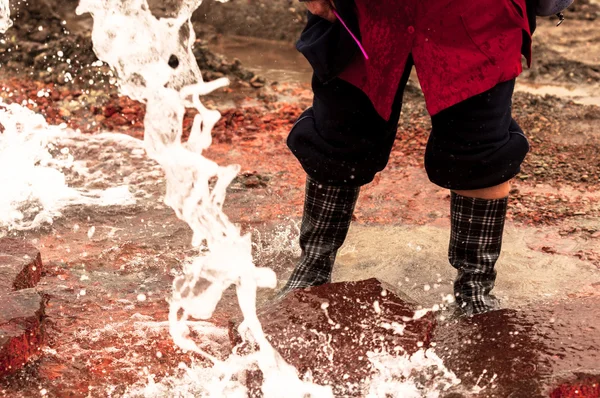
449 192 508 315
281 176 359 293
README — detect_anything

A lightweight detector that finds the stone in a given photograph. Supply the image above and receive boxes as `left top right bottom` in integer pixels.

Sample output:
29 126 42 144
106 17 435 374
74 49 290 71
433 297 600 397
0 289 46 377
0 238 43 291
229 278 436 396
550 378 600 398
0 238 45 377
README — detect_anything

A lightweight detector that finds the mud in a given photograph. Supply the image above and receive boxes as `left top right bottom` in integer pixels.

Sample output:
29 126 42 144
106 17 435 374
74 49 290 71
193 0 306 42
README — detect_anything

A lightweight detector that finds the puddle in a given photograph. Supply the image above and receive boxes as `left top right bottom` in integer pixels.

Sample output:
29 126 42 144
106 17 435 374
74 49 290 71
334 224 600 309
210 35 312 83
516 83 600 107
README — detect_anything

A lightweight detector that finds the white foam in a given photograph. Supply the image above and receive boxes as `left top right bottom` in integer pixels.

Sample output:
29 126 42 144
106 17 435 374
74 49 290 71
366 349 461 398
0 101 136 232
77 0 332 395
0 0 11 33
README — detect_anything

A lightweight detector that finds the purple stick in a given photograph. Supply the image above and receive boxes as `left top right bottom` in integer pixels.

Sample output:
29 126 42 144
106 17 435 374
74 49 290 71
333 10 369 60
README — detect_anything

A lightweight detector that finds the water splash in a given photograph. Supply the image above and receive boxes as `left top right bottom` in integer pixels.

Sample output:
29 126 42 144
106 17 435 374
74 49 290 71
76 0 332 395
366 350 460 398
0 0 11 33
0 101 135 232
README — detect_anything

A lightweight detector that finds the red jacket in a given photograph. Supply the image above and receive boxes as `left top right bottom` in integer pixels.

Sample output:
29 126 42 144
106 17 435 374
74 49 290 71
337 0 533 119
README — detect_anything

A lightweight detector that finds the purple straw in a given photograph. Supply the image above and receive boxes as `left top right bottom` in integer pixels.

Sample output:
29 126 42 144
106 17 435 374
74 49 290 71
333 10 369 60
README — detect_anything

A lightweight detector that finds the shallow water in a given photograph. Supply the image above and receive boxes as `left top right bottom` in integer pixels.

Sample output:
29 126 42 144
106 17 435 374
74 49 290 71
516 83 600 107
210 35 312 83
0 118 598 396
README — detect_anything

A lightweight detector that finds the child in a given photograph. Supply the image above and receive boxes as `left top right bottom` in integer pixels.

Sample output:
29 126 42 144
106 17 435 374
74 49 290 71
284 0 573 315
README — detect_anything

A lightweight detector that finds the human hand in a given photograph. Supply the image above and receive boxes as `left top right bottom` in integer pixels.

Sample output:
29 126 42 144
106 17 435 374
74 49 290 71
299 0 336 23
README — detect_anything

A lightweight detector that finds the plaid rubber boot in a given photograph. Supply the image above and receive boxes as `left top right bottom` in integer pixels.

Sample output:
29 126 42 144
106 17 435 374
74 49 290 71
449 192 508 315
282 176 359 293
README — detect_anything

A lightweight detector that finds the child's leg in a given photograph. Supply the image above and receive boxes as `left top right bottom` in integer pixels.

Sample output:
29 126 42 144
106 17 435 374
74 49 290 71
426 79 529 314
283 60 413 292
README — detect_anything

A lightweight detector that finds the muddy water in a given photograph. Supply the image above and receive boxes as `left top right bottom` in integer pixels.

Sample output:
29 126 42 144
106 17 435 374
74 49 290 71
333 225 600 309
211 35 312 83
516 83 600 107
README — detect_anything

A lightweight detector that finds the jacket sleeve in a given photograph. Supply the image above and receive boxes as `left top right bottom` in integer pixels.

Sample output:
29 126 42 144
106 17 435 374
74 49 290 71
295 0 360 83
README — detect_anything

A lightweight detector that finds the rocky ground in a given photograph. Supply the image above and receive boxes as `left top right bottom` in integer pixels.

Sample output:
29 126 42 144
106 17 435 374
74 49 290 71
0 1 599 397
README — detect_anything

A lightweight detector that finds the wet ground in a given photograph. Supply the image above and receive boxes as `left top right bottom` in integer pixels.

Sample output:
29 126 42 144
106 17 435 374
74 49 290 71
1 2 600 397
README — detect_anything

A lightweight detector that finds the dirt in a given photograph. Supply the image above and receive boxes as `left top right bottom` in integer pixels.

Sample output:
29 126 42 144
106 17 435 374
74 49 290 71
193 0 307 42
0 1 266 89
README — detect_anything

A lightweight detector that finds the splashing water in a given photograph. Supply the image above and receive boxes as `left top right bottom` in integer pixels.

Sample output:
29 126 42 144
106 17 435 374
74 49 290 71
0 101 135 232
0 1 135 231
76 0 332 396
0 0 461 393
0 0 11 33
0 0 461 394
366 350 460 398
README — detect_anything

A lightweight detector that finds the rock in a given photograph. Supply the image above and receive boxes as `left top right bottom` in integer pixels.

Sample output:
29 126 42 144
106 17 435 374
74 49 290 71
58 108 71 118
0 238 43 291
434 297 600 396
229 279 436 395
0 289 46 377
103 105 121 118
0 239 45 377
550 378 600 398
